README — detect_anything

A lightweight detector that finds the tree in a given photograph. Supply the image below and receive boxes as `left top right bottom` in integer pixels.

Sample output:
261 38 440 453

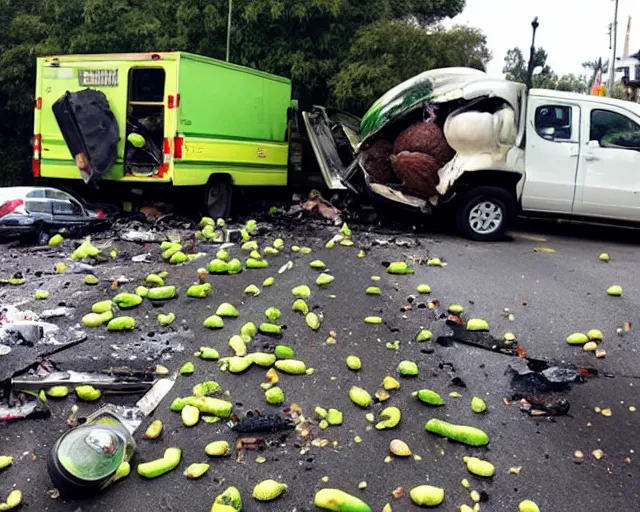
331 22 491 114
503 46 550 85
582 57 609 90
503 46 588 93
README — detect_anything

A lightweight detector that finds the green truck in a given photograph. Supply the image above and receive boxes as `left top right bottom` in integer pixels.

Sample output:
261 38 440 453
33 52 310 217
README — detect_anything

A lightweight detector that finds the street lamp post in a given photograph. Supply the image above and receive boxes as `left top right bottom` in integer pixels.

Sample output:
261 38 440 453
226 0 233 62
526 17 540 90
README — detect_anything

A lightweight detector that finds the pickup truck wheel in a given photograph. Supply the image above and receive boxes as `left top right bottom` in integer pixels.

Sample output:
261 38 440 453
204 177 232 219
456 187 514 241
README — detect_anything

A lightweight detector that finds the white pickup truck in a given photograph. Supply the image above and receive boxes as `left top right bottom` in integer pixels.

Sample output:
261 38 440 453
305 68 640 240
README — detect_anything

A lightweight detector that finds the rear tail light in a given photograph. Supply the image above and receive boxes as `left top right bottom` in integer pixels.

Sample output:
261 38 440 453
174 137 184 159
32 134 42 177
158 137 172 177
95 209 105 219
0 199 24 218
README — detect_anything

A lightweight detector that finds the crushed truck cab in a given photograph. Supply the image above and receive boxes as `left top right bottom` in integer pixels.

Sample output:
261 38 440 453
34 52 292 218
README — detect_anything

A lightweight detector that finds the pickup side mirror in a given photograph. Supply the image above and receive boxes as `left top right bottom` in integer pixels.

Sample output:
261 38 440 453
587 140 600 149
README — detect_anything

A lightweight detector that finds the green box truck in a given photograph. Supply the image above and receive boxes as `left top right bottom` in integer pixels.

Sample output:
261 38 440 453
33 52 300 217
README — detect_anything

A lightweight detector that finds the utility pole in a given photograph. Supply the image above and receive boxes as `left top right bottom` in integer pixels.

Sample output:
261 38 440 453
226 0 233 62
608 0 619 96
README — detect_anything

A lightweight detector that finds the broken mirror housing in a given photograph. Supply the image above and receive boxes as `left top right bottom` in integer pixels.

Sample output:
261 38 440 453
48 406 136 497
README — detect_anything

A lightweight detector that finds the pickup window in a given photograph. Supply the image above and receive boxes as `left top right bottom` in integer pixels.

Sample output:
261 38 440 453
535 105 572 140
590 109 640 150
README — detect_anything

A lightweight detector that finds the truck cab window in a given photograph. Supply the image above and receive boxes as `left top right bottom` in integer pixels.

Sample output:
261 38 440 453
590 109 640 150
535 106 572 141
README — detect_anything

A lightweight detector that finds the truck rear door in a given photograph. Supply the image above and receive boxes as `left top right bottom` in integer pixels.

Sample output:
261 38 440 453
522 98 581 213
572 105 640 221
35 55 178 184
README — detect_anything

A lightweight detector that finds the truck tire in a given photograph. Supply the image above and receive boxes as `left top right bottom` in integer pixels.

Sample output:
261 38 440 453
204 176 232 219
455 186 515 241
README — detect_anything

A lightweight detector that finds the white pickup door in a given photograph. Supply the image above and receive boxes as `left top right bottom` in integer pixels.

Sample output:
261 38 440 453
522 98 581 213
573 105 640 221
523 95 640 221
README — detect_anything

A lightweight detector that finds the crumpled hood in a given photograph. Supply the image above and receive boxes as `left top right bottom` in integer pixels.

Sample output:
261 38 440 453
360 67 525 144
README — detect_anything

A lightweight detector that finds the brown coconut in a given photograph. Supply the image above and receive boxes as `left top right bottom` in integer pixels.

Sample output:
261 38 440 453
391 151 441 199
393 121 455 165
362 138 395 183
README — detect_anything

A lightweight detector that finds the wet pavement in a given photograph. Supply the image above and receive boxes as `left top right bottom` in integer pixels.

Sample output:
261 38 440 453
0 220 639 511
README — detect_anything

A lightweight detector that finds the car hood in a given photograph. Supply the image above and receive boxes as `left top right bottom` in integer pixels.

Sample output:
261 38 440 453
359 67 525 145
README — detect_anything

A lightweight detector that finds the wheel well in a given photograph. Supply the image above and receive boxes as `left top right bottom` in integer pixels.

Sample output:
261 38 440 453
449 170 521 207
207 173 234 186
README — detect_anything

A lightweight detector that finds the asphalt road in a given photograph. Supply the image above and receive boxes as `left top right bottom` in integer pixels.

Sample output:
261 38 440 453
1 221 639 512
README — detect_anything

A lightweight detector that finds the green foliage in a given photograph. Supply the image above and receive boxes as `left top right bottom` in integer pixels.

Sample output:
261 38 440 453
331 22 490 114
503 46 588 94
0 0 488 184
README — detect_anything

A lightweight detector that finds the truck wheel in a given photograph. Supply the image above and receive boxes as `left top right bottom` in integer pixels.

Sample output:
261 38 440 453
455 187 514 241
204 176 232 219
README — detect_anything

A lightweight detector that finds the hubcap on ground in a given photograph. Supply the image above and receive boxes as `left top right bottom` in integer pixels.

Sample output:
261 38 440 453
469 201 503 235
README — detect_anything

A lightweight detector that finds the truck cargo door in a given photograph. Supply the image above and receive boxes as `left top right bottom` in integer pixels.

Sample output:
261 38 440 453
52 89 120 184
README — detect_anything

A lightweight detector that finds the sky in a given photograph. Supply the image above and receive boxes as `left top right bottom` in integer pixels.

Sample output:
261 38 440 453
446 0 640 78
